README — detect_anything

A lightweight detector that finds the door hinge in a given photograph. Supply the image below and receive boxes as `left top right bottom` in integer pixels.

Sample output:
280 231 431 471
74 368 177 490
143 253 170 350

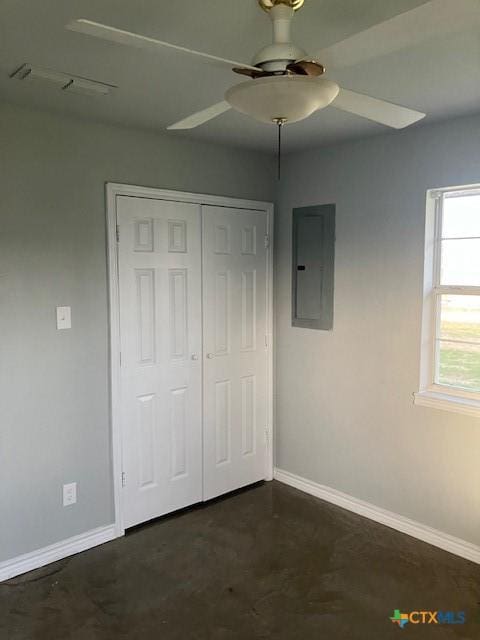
121 471 126 487
119 351 122 366
116 225 120 243
265 334 268 349
265 427 270 447
264 234 270 249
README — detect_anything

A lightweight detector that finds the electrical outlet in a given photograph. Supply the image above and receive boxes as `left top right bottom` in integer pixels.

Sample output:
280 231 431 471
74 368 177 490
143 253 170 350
63 482 77 506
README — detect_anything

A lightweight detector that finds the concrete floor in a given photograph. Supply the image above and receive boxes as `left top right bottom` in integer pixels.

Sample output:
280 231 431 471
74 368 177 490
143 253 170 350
1 480 479 639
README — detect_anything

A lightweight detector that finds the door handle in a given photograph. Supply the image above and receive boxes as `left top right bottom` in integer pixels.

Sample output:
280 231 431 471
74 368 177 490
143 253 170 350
206 353 215 359
191 354 199 361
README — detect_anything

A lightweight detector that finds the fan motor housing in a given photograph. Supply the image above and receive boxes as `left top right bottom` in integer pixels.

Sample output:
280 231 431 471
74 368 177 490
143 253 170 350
254 0 306 71
252 42 307 70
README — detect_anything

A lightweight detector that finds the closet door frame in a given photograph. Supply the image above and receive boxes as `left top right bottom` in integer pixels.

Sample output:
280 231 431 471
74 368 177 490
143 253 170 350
106 182 274 538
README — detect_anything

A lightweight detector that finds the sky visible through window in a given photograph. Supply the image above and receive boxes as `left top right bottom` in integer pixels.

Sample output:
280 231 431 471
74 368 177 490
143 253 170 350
437 193 480 392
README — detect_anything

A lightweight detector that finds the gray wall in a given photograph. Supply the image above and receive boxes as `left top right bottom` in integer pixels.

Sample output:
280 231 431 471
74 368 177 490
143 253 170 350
3 99 480 564
0 103 275 562
275 113 480 547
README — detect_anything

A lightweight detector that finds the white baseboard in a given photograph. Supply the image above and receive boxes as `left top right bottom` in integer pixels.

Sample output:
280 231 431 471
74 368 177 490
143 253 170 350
0 525 118 582
274 468 480 565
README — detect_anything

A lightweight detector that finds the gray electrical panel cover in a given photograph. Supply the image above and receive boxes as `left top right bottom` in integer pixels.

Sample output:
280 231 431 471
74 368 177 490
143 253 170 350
292 204 335 330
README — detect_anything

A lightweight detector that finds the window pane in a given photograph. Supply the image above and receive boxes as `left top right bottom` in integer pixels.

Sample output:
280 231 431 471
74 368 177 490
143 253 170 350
439 295 480 344
440 238 480 286
437 341 480 392
443 194 480 239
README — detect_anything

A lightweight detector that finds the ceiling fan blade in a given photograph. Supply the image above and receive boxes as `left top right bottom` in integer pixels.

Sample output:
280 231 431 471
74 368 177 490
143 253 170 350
311 0 480 71
66 19 261 73
332 89 425 129
167 101 231 130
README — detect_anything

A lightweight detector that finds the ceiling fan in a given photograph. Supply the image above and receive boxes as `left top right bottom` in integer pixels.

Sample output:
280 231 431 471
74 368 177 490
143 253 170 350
66 0 480 132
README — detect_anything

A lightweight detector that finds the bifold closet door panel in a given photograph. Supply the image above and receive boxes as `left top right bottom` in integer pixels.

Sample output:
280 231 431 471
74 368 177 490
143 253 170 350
202 205 268 500
117 196 203 529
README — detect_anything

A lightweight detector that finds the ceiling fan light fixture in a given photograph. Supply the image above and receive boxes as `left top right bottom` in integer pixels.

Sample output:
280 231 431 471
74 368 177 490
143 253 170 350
225 76 339 125
68 0 428 135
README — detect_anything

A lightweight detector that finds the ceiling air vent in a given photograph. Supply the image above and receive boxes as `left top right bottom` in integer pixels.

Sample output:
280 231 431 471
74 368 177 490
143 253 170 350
10 64 117 96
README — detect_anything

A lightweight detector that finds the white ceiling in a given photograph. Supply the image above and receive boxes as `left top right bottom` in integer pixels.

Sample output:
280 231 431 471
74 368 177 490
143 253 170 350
1 0 480 153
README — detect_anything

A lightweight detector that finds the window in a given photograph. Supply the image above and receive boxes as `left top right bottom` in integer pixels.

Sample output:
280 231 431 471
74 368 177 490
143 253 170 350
415 185 480 417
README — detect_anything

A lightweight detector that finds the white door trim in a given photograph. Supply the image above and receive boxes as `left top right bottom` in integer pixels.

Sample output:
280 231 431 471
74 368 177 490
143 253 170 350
106 183 274 536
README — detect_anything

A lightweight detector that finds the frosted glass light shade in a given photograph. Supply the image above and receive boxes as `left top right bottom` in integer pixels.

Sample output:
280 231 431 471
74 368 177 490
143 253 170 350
225 76 339 124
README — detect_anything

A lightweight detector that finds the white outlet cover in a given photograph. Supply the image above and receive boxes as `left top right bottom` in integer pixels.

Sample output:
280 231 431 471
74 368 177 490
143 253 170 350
56 306 71 330
63 482 77 506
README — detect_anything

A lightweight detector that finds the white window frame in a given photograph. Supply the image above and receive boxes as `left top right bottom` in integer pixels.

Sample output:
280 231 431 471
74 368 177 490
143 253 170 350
414 184 480 418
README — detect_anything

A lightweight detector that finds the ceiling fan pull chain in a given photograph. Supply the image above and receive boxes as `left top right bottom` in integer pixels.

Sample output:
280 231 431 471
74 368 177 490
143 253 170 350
274 117 287 180
278 121 282 180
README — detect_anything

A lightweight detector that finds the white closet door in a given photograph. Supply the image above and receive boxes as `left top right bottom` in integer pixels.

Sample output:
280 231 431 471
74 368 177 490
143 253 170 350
117 196 202 528
202 205 268 500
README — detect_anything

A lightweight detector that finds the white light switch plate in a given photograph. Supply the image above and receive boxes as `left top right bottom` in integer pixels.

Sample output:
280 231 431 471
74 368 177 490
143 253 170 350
63 482 77 506
56 306 71 330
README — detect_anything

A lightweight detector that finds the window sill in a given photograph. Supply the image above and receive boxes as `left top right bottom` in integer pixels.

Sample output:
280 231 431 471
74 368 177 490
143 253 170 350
414 391 480 418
